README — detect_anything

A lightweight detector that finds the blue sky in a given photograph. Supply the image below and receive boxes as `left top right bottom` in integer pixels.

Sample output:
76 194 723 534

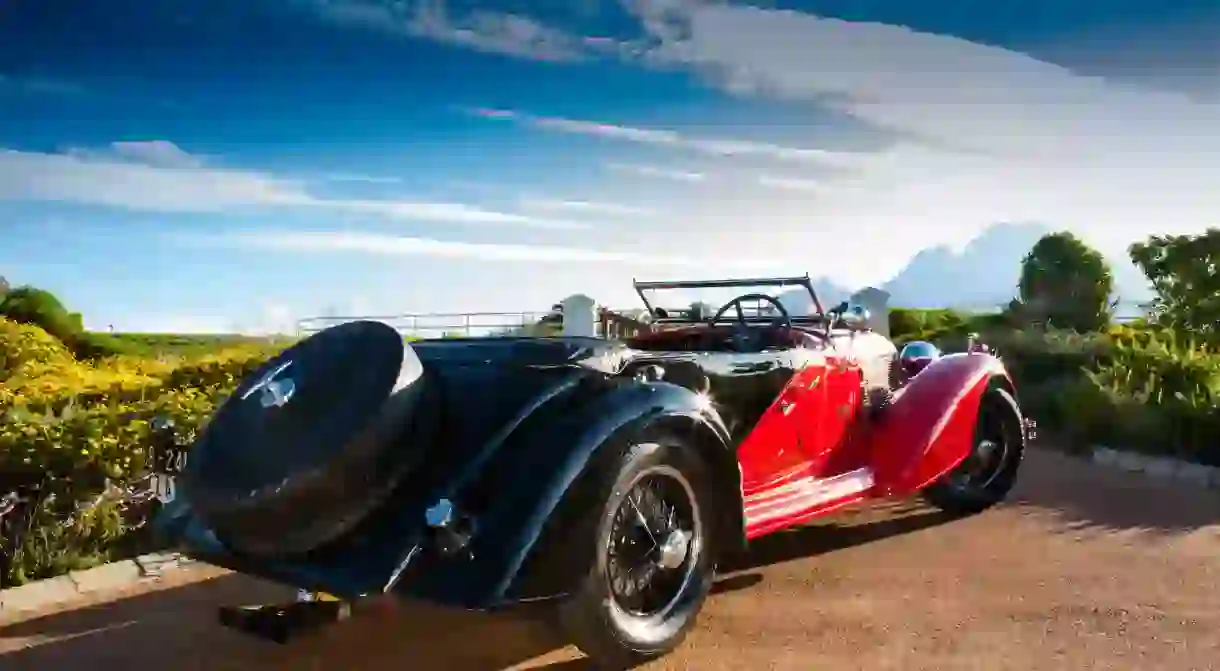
1 0 1217 333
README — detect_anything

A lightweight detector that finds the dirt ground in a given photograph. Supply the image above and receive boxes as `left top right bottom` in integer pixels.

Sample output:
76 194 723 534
2 447 1217 670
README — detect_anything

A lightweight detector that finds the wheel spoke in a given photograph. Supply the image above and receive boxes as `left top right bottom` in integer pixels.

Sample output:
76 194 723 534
604 469 700 618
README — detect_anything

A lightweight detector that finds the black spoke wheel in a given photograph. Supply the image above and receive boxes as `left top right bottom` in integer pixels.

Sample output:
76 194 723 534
553 436 720 670
605 466 702 621
922 387 1025 516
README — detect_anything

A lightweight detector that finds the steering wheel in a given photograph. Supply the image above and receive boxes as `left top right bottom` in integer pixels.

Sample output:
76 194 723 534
708 293 794 352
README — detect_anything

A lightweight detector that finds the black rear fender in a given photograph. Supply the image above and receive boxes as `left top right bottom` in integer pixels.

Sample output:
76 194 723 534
504 401 746 603
410 380 741 607
497 383 741 605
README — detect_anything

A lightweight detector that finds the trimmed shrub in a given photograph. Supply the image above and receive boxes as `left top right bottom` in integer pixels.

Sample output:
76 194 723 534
0 321 283 585
0 317 76 380
0 287 82 346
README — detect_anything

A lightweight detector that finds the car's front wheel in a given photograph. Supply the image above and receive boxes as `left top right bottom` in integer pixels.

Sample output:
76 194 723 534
921 386 1025 515
554 435 719 670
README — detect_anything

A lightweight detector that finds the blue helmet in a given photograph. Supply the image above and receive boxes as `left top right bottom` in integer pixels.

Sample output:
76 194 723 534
900 341 940 361
899 341 940 377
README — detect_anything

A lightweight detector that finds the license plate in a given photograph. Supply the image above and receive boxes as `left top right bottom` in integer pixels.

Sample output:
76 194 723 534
152 473 177 503
152 445 190 503
154 445 190 475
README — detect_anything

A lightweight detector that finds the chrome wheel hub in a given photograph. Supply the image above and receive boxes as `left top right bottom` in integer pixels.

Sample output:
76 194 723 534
656 528 692 570
975 439 999 462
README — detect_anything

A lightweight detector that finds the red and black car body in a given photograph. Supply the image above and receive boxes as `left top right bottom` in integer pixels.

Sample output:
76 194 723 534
152 274 1034 667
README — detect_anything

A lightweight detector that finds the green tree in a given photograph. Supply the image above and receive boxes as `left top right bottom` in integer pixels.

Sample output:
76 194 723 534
1128 228 1220 341
0 285 83 344
1015 232 1114 332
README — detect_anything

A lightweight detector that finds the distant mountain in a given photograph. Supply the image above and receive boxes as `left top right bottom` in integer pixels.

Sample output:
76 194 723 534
879 223 1154 313
880 222 1050 310
776 276 853 315
776 222 1154 315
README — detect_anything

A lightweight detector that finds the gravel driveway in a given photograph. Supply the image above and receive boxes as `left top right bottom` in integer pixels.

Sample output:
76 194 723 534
2 447 1217 670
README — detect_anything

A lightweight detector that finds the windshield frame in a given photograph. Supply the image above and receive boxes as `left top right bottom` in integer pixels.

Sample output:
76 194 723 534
632 275 827 326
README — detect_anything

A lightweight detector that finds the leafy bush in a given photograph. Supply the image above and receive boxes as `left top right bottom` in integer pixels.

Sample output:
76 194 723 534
978 324 1220 467
101 332 283 358
0 319 283 585
0 317 77 380
1129 228 1220 343
0 287 83 347
889 307 1010 349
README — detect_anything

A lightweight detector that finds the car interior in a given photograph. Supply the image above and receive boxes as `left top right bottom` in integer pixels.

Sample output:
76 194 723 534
626 291 829 354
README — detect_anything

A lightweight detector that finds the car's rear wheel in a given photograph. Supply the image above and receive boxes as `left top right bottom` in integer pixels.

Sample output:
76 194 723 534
921 387 1024 515
554 435 719 670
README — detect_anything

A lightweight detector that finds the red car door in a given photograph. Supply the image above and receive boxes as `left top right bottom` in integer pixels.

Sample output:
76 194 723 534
736 345 837 494
810 348 868 477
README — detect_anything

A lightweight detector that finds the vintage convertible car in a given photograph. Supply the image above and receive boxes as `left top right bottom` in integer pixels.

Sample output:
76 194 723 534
151 275 1034 669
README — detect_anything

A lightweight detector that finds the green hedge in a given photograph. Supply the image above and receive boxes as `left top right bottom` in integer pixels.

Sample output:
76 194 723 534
1 317 284 585
897 314 1220 467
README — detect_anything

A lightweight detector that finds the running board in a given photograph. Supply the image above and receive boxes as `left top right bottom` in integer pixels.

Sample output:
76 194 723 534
743 467 876 538
218 600 352 645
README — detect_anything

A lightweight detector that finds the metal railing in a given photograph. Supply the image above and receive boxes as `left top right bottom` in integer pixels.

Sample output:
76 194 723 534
297 306 1150 341
297 308 655 340
296 312 558 338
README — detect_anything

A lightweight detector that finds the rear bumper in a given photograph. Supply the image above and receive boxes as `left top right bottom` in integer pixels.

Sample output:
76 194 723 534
154 495 564 611
157 503 423 601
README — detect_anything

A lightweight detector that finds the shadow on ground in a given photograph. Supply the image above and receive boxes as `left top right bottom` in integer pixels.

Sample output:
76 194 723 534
3 445 1212 670
1010 447 1220 534
0 503 959 671
726 503 958 573
0 573 576 671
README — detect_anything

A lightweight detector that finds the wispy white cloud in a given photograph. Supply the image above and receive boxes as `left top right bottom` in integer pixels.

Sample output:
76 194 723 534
312 0 590 62
466 107 862 166
0 73 88 97
604 162 705 183
202 230 781 269
315 172 403 184
321 198 589 229
426 3 1218 278
0 143 587 229
517 197 656 217
755 174 820 193
599 1 1219 268
0 147 306 212
66 140 208 169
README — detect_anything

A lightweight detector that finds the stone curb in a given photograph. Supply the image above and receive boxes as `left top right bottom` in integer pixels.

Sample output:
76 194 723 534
0 552 198 616
1086 445 1220 489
